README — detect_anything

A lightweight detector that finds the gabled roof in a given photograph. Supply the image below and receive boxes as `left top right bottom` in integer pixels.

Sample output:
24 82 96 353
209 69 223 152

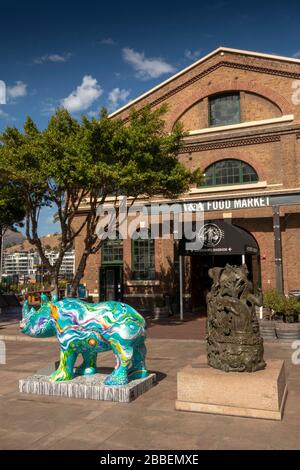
110 46 300 118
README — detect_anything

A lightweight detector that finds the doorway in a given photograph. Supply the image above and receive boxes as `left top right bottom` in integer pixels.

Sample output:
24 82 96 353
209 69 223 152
99 265 123 302
99 236 123 302
190 253 259 312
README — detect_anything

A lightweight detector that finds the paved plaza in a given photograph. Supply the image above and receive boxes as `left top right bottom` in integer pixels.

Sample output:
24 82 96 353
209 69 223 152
0 321 299 450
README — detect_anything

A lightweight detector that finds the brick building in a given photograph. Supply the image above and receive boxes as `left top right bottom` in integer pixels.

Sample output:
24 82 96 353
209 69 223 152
74 47 300 315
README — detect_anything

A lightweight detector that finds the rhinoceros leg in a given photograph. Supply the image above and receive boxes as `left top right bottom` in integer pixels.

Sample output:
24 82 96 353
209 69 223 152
76 351 97 376
128 337 148 380
104 342 133 386
50 349 78 382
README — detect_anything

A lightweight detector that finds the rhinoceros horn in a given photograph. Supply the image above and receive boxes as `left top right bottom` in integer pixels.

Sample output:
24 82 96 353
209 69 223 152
21 300 37 319
22 299 29 317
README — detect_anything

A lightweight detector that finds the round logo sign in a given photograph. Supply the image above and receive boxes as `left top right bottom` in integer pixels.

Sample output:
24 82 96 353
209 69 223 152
198 223 224 248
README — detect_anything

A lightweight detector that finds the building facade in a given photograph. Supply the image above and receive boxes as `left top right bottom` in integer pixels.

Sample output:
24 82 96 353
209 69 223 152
3 250 75 282
74 47 300 314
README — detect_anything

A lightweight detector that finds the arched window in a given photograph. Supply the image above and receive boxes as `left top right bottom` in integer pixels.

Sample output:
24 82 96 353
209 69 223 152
202 159 258 187
209 92 240 127
132 230 155 280
101 237 123 265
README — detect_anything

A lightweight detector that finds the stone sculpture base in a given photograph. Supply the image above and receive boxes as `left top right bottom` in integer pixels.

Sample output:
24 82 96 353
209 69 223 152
175 358 287 420
19 372 156 403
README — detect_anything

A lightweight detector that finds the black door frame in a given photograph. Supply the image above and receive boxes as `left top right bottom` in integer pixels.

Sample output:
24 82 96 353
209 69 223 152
99 264 123 302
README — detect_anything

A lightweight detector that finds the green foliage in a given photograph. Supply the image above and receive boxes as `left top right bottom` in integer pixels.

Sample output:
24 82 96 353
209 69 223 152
282 296 300 322
0 179 25 231
0 105 203 292
263 289 300 322
263 289 285 313
0 282 19 293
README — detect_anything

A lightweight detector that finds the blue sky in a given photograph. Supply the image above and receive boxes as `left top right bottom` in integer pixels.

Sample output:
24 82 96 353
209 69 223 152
1 0 300 236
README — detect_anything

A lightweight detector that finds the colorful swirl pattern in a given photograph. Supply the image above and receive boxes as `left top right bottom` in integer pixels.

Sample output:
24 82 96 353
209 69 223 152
21 298 148 385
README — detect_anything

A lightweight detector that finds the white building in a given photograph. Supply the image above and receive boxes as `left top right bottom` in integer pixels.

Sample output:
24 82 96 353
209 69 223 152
3 250 75 281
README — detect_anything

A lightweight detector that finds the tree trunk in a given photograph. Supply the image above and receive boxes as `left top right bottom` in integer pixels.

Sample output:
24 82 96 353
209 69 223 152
50 268 59 298
0 226 3 281
70 251 89 298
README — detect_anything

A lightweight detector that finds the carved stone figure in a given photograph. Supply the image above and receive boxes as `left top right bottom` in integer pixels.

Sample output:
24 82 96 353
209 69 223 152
206 264 266 372
20 296 148 385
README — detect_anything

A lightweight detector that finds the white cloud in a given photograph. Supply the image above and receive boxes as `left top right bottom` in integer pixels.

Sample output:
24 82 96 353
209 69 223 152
0 109 16 121
40 99 56 116
293 51 300 58
100 38 115 45
0 80 6 104
184 49 202 61
122 47 176 79
108 87 130 110
45 215 55 225
7 81 27 99
87 110 99 118
61 75 103 113
0 109 9 119
34 53 72 64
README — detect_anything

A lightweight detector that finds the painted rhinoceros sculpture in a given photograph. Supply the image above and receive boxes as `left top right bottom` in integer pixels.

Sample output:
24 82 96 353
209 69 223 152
20 295 148 386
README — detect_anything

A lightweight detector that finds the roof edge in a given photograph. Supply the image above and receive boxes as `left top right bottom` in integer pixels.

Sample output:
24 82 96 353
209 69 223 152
109 46 300 118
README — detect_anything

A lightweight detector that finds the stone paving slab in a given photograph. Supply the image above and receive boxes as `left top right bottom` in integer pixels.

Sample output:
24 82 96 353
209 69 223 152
0 339 300 449
19 372 156 403
0 314 207 341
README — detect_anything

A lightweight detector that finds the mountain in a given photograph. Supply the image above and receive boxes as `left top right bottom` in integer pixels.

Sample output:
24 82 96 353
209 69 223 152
3 229 25 249
4 233 62 253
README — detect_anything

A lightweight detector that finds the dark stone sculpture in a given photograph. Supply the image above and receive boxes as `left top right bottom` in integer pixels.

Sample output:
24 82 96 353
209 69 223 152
206 264 266 372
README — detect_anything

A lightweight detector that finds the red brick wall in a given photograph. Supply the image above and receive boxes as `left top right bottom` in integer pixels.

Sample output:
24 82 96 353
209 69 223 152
75 50 300 302
178 91 282 131
114 50 298 126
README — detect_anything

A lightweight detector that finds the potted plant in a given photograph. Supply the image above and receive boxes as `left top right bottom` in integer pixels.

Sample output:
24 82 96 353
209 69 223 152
260 289 284 339
276 296 300 341
153 295 169 320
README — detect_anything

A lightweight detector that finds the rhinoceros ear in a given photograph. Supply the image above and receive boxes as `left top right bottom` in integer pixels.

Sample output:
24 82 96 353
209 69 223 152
41 293 48 305
51 293 59 303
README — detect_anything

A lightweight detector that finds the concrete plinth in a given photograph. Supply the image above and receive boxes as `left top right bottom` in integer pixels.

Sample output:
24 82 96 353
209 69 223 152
19 372 156 403
176 358 287 420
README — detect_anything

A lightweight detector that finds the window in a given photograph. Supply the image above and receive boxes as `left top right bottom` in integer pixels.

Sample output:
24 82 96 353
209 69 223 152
132 231 155 280
101 238 123 265
209 93 240 127
202 159 258 187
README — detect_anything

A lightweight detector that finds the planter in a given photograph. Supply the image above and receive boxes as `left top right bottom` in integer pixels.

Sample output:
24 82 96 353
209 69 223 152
153 307 169 320
259 320 276 340
258 307 273 320
284 313 299 323
275 322 300 342
273 313 284 321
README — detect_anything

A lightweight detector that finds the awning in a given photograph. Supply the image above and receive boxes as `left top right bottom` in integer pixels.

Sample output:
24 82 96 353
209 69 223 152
179 219 259 256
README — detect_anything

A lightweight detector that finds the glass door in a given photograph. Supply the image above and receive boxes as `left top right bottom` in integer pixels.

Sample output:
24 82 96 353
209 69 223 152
99 265 123 302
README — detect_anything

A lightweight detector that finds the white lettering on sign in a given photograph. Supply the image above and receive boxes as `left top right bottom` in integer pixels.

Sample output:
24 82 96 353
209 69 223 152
184 196 270 212
183 202 204 212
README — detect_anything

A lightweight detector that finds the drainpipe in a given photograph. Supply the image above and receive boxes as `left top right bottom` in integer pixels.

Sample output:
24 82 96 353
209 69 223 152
272 205 284 294
179 255 183 321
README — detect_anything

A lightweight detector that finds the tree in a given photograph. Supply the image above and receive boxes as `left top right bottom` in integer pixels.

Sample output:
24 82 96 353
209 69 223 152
0 105 202 296
0 179 26 277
